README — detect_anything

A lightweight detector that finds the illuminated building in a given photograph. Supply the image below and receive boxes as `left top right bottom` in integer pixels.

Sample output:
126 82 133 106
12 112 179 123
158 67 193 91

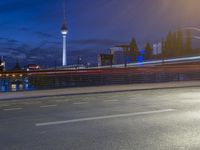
0 56 5 71
98 54 113 66
153 43 162 55
25 64 40 71
110 45 131 65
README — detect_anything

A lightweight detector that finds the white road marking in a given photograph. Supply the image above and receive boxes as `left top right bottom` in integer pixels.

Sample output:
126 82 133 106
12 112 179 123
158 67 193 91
73 102 89 105
104 100 119 102
40 105 57 108
36 109 175 127
23 101 41 105
3 108 22 111
176 146 185 150
57 99 69 102
0 104 10 107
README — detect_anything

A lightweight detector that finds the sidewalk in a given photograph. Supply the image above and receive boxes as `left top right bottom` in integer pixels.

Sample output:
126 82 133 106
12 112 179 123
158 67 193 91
0 81 200 101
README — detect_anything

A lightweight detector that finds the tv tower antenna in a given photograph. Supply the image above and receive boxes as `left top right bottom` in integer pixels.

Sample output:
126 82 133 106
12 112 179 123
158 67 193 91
63 0 67 22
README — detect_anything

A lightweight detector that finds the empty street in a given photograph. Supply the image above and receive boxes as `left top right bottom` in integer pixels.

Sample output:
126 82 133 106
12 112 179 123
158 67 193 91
0 86 200 150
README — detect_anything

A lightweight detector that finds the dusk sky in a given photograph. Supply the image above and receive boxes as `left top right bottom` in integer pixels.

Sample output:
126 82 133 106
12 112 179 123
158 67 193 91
0 0 199 68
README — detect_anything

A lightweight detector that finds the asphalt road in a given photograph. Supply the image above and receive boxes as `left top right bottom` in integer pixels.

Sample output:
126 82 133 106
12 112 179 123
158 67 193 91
0 87 200 150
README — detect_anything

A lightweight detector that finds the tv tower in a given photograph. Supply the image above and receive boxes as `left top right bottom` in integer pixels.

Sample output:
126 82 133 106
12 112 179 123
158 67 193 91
61 0 68 66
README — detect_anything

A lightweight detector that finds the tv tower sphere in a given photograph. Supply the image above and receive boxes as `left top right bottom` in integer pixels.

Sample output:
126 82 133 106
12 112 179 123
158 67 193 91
61 23 68 35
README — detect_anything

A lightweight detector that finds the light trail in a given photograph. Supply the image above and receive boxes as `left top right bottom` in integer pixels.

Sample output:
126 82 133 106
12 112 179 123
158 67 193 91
194 36 200 40
182 27 200 32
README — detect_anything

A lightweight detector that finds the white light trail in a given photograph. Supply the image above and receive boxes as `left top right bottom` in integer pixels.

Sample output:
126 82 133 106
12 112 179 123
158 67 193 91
194 36 200 40
182 27 200 32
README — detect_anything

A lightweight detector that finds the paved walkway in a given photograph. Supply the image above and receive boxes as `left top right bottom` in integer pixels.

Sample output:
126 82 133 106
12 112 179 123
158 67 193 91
0 81 200 100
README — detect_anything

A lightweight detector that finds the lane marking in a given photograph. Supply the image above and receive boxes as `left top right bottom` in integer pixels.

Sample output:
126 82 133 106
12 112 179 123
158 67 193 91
57 100 69 102
73 102 89 105
3 108 22 111
23 102 42 105
104 100 119 102
0 104 10 107
40 105 57 108
36 109 175 127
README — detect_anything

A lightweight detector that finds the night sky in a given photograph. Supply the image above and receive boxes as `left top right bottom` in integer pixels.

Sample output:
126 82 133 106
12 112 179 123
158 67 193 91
0 0 199 68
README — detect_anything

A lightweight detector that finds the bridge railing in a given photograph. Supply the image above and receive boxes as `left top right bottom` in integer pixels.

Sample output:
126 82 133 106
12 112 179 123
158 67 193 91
0 65 199 92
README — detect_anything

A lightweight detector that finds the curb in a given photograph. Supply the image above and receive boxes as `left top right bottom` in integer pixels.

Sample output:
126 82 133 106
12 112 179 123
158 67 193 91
0 83 199 101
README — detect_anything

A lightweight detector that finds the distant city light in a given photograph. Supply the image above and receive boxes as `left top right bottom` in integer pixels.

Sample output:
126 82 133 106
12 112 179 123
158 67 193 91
11 84 17 92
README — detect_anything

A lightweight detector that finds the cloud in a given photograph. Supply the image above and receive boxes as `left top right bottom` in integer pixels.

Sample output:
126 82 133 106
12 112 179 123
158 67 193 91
35 31 54 38
0 0 55 14
69 39 122 47
17 27 30 32
0 37 21 47
0 37 8 41
0 1 33 14
15 27 54 39
7 39 19 43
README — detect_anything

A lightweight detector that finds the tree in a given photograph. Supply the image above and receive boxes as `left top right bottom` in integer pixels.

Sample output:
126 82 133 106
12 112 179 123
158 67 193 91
162 38 165 51
176 29 183 56
184 29 192 55
162 38 167 58
166 32 173 50
165 31 173 57
129 38 139 62
172 32 177 56
12 60 21 71
144 42 153 60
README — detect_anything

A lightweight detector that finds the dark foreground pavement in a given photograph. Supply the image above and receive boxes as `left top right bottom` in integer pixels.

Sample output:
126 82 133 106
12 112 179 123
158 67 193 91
0 87 200 150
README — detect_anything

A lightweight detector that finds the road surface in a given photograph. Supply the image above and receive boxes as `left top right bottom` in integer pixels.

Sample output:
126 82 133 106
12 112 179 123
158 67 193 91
0 87 200 150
